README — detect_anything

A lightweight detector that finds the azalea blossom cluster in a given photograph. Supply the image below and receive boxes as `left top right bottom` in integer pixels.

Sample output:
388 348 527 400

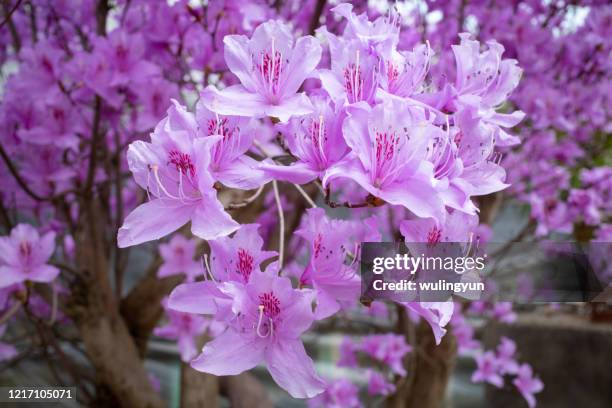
3 0 606 406
419 0 611 239
114 2 526 400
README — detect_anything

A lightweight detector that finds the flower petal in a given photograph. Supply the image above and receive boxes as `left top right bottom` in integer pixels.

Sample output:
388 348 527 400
190 198 239 240
200 85 267 118
265 339 326 398
281 35 322 97
117 199 195 248
259 161 319 184
215 156 270 189
190 329 265 375
168 281 227 315
264 93 314 123
223 35 258 92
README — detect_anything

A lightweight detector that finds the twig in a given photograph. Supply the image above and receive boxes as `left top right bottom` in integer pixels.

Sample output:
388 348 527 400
225 185 265 210
46 283 58 326
309 0 326 34
292 183 317 208
272 181 285 271
0 144 48 202
0 299 22 326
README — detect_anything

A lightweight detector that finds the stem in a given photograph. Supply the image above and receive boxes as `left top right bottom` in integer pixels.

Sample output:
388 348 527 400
272 181 285 271
225 184 265 210
0 144 47 201
46 283 58 326
0 0 23 52
308 0 326 35
292 183 317 208
0 299 22 326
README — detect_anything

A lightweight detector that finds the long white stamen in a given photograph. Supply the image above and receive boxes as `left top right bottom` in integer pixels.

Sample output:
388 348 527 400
317 115 327 163
152 165 180 200
256 305 269 338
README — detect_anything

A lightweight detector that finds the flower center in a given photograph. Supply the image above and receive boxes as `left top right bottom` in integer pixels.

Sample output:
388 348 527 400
258 292 281 319
343 50 363 103
427 226 442 247
236 248 254 282
372 130 401 187
168 150 195 177
256 38 284 98
19 241 32 261
306 116 328 168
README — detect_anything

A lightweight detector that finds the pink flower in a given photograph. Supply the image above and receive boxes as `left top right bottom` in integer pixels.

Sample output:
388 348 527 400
170 269 326 398
117 100 239 247
154 298 210 362
295 208 364 319
367 370 396 396
496 337 520 375
0 224 58 288
513 363 544 408
337 337 359 368
404 302 454 345
208 224 276 283
471 351 504 388
361 334 412 376
158 235 202 281
0 325 17 362
259 96 349 184
308 378 361 408
201 20 321 122
195 101 269 189
324 100 445 222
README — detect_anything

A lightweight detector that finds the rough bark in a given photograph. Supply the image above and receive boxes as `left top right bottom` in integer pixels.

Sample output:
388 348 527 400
120 259 183 356
67 200 163 408
180 363 219 408
219 373 274 408
387 320 457 408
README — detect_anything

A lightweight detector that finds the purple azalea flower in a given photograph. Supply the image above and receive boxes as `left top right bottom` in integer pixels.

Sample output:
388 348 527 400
403 302 454 345
471 351 503 388
360 334 412 376
259 97 349 184
367 369 396 396
158 235 202 281
337 337 358 368
0 325 17 362
208 224 277 283
308 378 361 408
513 363 544 408
332 3 400 47
94 30 160 88
429 106 510 213
0 224 58 288
195 101 269 189
496 336 520 375
380 43 432 98
133 77 179 132
154 298 211 362
117 100 239 247
294 208 363 319
451 33 524 146
490 302 517 323
171 268 326 398
317 29 380 106
400 210 478 246
323 100 445 222
451 312 480 352
200 20 321 122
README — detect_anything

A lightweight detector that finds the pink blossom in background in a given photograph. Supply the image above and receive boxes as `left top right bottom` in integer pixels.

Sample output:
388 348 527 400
0 224 58 288
158 235 202 281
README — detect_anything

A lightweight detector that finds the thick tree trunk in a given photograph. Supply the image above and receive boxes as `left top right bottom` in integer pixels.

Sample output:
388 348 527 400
180 363 219 408
67 201 164 408
387 319 457 408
